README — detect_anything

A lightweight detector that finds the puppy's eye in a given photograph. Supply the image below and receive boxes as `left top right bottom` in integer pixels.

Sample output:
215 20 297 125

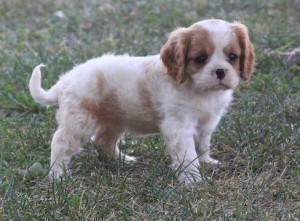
194 55 207 64
228 53 237 62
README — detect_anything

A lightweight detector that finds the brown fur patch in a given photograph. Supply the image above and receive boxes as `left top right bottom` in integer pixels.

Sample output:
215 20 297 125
160 26 214 84
160 28 188 84
95 70 106 94
92 127 121 157
185 27 214 75
231 23 255 81
82 91 123 156
82 90 123 127
224 40 241 73
137 80 157 119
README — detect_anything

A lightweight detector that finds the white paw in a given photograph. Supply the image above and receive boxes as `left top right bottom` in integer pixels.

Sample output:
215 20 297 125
49 165 69 181
120 154 137 163
199 155 219 165
177 170 202 186
49 169 63 181
91 135 97 143
125 155 137 162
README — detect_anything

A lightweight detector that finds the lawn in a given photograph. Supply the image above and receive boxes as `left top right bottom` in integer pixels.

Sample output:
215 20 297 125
0 0 299 220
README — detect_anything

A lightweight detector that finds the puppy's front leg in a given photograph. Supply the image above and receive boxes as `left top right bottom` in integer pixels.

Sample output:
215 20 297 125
195 120 219 165
161 119 200 184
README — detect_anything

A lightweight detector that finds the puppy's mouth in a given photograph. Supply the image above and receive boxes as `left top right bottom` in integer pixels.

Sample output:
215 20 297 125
213 81 233 90
193 82 232 93
192 78 236 93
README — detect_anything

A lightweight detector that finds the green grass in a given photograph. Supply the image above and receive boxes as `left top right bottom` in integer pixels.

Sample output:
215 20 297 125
1 0 299 220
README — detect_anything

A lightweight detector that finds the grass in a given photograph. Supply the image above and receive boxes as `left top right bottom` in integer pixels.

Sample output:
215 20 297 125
0 0 299 220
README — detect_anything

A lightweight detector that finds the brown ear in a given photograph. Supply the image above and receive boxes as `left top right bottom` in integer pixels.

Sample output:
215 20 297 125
160 28 189 84
232 22 255 82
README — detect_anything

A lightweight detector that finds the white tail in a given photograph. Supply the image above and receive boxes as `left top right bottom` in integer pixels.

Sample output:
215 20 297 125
29 64 58 106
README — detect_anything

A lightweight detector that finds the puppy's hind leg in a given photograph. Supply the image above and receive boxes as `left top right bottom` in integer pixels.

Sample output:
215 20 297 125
49 127 83 180
115 138 137 163
92 127 136 163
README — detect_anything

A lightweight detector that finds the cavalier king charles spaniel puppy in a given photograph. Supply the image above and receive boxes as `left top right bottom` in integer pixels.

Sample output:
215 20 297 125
29 19 255 184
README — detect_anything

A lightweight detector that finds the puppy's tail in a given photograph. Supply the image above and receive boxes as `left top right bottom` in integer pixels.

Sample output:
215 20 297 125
29 64 59 106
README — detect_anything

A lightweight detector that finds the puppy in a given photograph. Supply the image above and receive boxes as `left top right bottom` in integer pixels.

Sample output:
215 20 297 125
29 19 255 184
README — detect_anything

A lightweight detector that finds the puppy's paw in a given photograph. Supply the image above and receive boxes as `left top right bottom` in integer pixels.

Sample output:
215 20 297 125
177 170 202 186
49 170 63 181
199 155 219 165
119 154 137 164
91 135 97 143
49 166 69 181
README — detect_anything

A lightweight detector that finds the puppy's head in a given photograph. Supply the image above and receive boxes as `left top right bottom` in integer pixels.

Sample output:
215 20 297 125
160 19 255 91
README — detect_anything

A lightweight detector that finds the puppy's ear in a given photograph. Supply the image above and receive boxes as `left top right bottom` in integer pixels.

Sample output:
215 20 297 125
160 28 189 84
232 22 255 82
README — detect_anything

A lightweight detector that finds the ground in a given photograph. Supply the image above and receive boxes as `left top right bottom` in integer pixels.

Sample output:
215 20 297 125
0 0 299 220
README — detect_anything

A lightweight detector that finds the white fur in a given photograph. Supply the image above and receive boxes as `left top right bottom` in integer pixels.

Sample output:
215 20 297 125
29 19 254 184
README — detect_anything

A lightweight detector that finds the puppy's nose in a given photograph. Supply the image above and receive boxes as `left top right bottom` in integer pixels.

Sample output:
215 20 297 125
216 69 225 80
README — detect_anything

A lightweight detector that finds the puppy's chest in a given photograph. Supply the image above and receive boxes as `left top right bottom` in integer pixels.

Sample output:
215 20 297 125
196 97 227 114
173 93 231 121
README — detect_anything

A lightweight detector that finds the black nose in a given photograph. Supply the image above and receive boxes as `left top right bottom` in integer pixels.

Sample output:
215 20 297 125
216 69 225 80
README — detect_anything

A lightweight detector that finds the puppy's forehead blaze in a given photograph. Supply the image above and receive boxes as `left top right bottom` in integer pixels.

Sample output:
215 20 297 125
187 27 214 59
